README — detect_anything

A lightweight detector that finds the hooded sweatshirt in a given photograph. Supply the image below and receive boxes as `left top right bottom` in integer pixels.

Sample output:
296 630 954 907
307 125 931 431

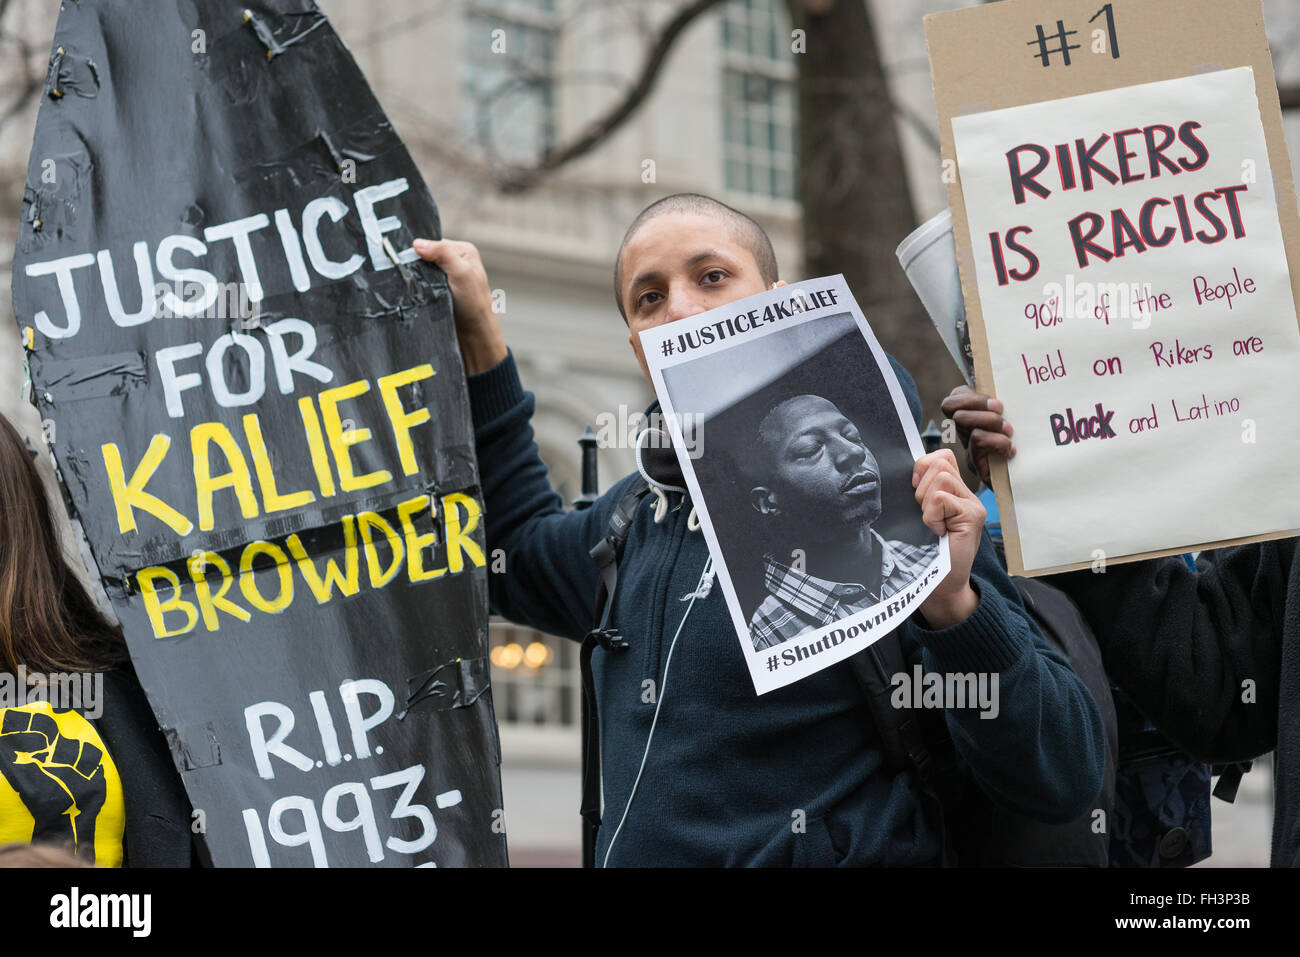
470 351 1104 866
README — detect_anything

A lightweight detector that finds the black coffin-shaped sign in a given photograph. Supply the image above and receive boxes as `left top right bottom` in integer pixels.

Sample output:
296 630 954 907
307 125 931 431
11 1 507 867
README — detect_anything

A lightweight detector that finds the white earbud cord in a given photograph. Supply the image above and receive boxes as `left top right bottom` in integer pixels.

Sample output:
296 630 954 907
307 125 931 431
601 553 714 868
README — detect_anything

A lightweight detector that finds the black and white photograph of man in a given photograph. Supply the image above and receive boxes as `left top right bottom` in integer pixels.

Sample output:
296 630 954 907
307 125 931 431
743 389 939 650
657 303 945 680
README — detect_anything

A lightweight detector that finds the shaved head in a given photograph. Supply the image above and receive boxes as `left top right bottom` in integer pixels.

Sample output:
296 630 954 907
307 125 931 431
614 193 778 321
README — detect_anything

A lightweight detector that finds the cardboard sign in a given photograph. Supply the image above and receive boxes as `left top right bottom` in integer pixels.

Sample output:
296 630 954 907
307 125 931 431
11 1 507 867
641 276 950 694
927 0 1300 575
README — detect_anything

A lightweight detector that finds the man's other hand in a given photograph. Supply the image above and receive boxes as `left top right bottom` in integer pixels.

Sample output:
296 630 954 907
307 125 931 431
939 385 1016 486
413 238 508 374
913 448 985 628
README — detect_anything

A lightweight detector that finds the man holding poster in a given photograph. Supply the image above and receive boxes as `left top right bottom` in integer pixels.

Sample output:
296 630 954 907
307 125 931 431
415 193 1106 867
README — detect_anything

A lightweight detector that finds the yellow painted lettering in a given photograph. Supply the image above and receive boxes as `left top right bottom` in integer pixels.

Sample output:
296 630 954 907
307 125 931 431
191 422 259 532
357 510 404 588
378 364 434 476
286 516 360 603
298 396 336 498
442 492 486 573
243 413 314 513
101 436 193 536
188 551 250 631
138 566 199 638
239 540 294 613
397 495 445 582
318 379 391 492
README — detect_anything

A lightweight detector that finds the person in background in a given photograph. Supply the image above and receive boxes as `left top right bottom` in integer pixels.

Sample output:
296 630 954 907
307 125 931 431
973 472 1212 867
0 415 195 867
943 384 1286 865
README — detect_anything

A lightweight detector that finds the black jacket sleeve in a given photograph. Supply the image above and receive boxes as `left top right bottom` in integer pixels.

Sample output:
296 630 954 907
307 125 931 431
1050 540 1291 763
95 665 200 867
467 351 629 642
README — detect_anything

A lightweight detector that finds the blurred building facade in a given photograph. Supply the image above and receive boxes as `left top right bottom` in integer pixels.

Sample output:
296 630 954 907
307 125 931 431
328 0 811 866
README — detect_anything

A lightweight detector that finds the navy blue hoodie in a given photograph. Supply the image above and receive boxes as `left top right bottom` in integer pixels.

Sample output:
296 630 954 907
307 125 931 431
470 352 1104 866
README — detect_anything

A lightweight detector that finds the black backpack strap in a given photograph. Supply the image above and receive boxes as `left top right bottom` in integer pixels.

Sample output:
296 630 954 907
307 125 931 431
848 637 931 777
1211 761 1252 803
580 477 652 868
587 477 650 639
846 636 961 865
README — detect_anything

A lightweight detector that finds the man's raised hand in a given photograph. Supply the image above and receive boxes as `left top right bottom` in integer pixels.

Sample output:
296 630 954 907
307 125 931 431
413 238 508 375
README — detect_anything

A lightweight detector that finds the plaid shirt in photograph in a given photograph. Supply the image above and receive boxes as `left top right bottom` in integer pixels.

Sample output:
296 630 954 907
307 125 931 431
748 530 940 651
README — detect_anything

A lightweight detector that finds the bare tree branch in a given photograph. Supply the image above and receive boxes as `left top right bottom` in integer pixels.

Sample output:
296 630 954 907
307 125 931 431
891 96 940 154
0 41 42 133
495 0 727 192
349 3 461 50
0 0 43 138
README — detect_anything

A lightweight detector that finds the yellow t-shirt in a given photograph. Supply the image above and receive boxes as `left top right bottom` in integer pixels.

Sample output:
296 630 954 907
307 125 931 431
0 703 125 867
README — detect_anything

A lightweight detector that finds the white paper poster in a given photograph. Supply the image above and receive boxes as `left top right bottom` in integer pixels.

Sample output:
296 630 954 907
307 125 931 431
641 275 950 694
953 67 1300 572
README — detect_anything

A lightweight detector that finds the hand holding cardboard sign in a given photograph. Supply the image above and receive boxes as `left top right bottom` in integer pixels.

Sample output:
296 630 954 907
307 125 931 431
941 385 1016 486
913 449 983 628
413 238 507 375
